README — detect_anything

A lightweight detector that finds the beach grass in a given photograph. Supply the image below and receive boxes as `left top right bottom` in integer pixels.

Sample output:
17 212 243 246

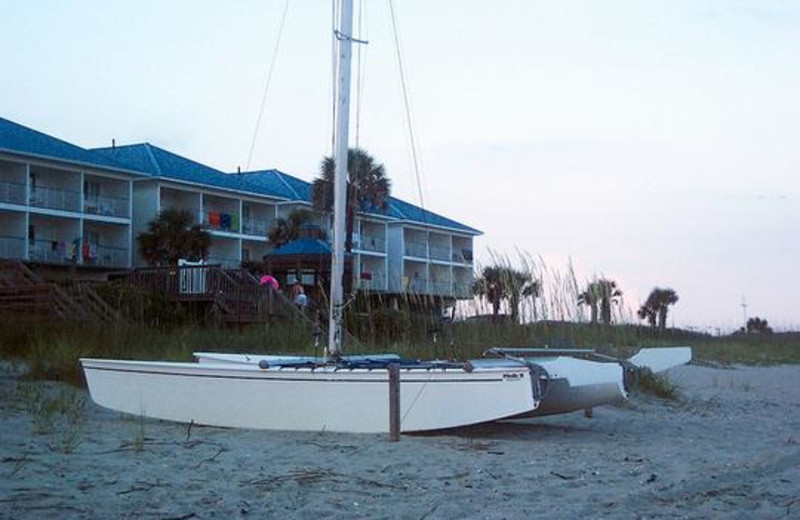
1 311 798 386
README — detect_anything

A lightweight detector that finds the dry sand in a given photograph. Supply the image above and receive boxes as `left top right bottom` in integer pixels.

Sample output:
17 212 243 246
1 363 799 520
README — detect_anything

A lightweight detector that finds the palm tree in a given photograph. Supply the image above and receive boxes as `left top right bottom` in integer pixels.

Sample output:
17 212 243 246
746 317 773 334
311 148 391 252
579 279 622 324
267 209 313 247
577 285 600 324
506 269 540 324
137 208 211 266
638 287 679 331
473 266 540 323
473 266 504 320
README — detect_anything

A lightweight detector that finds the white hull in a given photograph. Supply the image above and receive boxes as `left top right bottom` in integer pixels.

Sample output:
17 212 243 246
81 358 537 433
192 347 691 419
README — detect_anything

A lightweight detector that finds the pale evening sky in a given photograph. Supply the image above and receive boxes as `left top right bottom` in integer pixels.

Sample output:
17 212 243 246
2 0 798 331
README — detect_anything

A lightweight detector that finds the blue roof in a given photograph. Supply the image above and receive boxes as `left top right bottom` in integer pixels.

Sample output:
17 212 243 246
1 116 479 234
236 170 302 200
93 144 295 200
386 197 480 234
266 238 333 256
0 117 141 174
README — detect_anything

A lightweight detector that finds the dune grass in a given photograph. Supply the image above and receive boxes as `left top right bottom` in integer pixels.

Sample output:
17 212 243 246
2 311 797 387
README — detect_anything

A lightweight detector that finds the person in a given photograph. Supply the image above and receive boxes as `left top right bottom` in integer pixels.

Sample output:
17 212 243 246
290 280 307 310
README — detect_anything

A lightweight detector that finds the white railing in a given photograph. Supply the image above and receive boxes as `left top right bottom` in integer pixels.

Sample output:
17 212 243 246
452 282 473 298
0 236 26 258
404 242 427 258
358 275 387 291
429 245 450 261
84 195 130 218
358 235 386 253
429 281 452 295
206 256 241 268
0 181 26 205
452 248 474 264
242 217 272 236
85 245 129 268
28 239 72 264
30 186 81 212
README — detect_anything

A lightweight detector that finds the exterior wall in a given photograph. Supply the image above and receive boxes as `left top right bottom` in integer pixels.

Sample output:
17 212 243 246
131 180 159 266
383 222 476 299
0 153 136 269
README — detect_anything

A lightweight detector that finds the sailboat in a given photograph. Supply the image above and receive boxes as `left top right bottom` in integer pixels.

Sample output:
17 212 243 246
193 346 692 419
80 0 541 434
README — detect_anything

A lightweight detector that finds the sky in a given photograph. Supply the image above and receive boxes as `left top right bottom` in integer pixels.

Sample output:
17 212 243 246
2 0 798 331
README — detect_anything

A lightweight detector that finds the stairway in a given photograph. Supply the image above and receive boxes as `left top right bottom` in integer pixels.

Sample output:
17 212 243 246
0 260 121 324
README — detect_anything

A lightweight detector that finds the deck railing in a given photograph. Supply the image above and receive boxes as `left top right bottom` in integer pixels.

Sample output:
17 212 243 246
0 181 26 205
83 194 130 218
30 186 81 212
0 236 25 259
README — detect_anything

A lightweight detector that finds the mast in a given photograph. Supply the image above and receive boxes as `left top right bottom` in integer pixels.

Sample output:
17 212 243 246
328 0 355 357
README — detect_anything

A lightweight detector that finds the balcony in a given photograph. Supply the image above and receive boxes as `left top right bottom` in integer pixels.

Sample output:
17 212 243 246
358 235 386 253
404 241 427 258
0 181 26 205
429 245 450 261
84 194 130 218
358 275 386 291
30 186 80 212
84 245 129 268
28 239 72 264
429 281 452 295
241 217 272 236
203 211 239 233
452 282 473 298
0 236 25 258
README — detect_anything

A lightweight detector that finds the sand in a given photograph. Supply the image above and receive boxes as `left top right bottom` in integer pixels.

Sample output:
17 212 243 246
1 362 799 520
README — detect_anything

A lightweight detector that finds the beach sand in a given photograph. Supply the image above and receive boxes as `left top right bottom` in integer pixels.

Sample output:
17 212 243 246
1 363 799 519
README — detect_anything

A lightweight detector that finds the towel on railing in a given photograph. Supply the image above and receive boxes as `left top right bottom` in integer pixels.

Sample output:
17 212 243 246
220 213 231 230
231 214 239 232
209 211 221 227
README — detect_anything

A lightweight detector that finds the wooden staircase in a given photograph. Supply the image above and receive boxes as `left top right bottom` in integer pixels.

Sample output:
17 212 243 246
0 260 121 324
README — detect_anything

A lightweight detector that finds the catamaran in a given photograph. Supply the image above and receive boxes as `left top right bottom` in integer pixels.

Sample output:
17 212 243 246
80 0 542 433
193 346 692 420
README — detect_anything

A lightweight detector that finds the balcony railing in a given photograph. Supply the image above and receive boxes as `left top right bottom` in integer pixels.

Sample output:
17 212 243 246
83 245 129 268
30 186 81 212
357 235 386 253
404 241 427 258
84 194 130 218
358 275 387 291
0 235 26 258
429 245 450 261
452 248 474 264
0 181 26 205
203 212 239 233
28 239 72 264
206 256 241 268
429 281 452 295
242 217 272 236
452 282 473 298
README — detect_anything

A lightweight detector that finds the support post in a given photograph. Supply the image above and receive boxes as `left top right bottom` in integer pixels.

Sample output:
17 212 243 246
388 364 400 441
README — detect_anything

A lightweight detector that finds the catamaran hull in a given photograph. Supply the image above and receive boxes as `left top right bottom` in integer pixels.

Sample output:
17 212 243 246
81 359 537 433
471 356 628 418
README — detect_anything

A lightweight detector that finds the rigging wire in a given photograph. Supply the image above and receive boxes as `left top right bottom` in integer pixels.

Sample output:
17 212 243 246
245 0 291 171
387 0 427 220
